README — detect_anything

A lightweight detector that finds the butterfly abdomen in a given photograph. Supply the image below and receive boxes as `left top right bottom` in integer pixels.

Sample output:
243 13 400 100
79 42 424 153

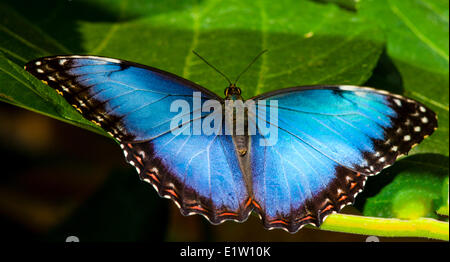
234 135 249 156
222 99 251 155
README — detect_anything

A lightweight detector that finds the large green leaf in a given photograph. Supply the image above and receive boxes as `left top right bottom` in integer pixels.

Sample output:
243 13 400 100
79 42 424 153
358 0 449 156
0 0 384 118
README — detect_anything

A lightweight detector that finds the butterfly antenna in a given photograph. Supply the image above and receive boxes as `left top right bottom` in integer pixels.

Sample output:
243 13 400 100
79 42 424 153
233 49 268 85
192 50 232 85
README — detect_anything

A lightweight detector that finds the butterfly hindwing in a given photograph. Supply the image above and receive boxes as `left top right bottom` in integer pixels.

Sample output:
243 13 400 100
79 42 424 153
249 85 437 232
250 126 367 231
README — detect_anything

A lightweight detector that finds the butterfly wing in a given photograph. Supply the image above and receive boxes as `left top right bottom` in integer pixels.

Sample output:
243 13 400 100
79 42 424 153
25 55 218 142
249 85 437 232
25 56 252 223
121 122 252 223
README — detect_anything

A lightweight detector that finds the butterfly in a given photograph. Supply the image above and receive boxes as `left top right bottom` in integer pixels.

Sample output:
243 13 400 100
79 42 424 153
24 54 437 233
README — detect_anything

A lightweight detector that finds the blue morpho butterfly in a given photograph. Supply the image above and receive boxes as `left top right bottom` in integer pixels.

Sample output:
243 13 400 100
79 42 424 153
25 51 437 233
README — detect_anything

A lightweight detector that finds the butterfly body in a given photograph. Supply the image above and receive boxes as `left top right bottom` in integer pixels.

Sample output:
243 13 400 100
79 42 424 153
25 55 437 233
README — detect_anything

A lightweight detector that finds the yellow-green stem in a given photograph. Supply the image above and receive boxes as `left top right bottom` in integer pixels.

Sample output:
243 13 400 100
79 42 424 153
320 214 449 241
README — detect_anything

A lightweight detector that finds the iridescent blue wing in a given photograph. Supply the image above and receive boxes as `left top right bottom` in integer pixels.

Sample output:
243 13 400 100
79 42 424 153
25 56 252 223
120 121 252 223
25 56 217 142
249 85 437 232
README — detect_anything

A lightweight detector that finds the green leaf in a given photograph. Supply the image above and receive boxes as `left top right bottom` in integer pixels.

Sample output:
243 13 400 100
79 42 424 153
1 0 384 129
363 154 449 220
0 52 107 137
358 0 449 156
313 0 359 11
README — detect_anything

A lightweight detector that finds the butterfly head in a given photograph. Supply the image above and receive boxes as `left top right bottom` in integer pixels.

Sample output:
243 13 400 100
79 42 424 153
224 84 242 100
192 50 267 101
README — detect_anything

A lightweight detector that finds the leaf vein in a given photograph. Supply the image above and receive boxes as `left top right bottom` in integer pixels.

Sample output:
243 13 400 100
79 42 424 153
388 0 449 62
